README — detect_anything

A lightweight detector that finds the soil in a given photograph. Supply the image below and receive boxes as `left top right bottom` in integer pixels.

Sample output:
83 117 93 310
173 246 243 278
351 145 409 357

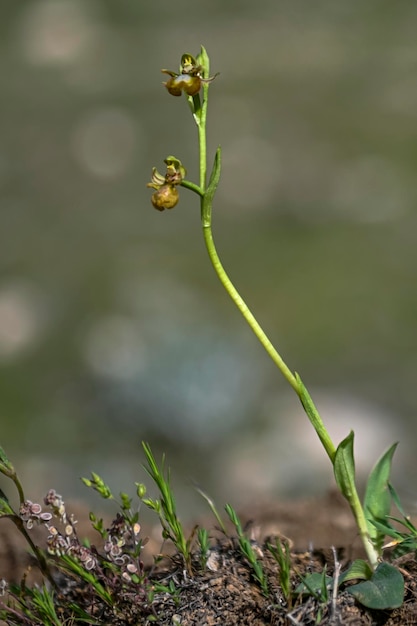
1 490 416 625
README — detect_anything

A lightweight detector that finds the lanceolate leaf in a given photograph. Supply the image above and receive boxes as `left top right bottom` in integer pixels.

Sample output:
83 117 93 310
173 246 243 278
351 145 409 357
334 431 356 502
0 492 14 516
206 147 222 202
363 443 398 551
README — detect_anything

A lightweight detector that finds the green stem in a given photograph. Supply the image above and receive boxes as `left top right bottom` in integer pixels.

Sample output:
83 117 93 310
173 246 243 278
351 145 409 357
194 53 297 393
202 224 298 393
296 375 336 462
181 179 204 196
197 50 210 191
11 515 57 588
199 168 378 570
350 487 380 568
12 473 26 505
198 104 207 192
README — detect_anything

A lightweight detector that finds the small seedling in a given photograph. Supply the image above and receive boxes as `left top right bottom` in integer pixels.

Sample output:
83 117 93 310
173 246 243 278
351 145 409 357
149 579 180 608
197 527 210 569
294 562 340 625
225 503 269 595
267 537 292 606
139 442 194 572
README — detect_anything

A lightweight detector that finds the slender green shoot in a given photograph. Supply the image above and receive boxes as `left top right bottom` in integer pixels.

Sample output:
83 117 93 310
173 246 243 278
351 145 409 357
59 555 114 606
225 503 268 596
81 472 114 500
17 586 63 626
197 527 210 569
194 485 227 534
140 441 192 570
267 537 292 607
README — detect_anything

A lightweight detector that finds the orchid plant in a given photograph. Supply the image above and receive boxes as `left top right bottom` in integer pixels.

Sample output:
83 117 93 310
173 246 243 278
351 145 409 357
147 46 405 609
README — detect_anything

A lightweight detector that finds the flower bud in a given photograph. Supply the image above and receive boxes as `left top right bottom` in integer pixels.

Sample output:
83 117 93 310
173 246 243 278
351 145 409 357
136 482 147 498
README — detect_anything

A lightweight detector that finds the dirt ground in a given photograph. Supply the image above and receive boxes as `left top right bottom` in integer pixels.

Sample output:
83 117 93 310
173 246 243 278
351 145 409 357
1 490 416 625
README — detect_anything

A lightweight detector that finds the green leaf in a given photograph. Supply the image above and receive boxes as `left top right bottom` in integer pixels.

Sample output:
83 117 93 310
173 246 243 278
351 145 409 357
388 482 407 516
0 445 12 466
339 559 373 584
295 571 333 598
295 373 336 462
224 503 241 531
206 147 222 202
388 484 417 535
347 562 404 609
334 431 356 501
0 445 15 476
388 514 417 536
0 495 14 516
370 518 400 539
363 443 398 551
197 45 210 79
189 93 202 121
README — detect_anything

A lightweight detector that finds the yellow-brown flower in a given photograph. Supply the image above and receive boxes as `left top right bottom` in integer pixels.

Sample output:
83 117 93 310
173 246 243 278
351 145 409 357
161 54 217 97
150 185 179 211
147 157 186 211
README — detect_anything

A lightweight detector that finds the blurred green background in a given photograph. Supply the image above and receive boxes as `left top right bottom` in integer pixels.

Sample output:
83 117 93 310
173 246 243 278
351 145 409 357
1 1 417 515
